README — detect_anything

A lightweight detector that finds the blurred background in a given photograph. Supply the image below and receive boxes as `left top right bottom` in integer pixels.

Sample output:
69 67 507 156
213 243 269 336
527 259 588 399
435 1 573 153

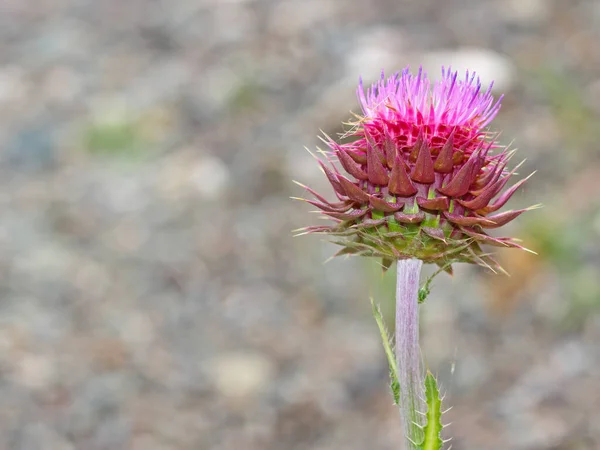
0 0 599 449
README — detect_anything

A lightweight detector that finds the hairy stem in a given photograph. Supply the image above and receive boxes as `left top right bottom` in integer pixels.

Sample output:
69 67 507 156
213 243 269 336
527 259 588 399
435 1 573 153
396 258 425 448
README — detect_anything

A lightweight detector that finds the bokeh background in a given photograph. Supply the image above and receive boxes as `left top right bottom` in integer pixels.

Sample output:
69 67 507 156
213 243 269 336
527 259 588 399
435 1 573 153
0 0 599 449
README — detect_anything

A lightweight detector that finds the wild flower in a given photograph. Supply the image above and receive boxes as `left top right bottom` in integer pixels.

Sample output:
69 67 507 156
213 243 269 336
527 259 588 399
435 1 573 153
296 67 536 450
298 67 536 274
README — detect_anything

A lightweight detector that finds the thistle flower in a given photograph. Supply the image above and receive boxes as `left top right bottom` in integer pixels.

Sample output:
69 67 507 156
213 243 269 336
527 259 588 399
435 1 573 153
296 67 537 450
297 67 535 272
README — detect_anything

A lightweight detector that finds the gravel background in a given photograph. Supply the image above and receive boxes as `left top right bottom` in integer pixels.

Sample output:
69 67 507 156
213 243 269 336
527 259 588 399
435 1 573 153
1 0 600 449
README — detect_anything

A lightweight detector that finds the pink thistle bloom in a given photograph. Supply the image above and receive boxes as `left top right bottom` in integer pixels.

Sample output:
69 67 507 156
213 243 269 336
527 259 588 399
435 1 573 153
297 66 536 273
356 67 501 158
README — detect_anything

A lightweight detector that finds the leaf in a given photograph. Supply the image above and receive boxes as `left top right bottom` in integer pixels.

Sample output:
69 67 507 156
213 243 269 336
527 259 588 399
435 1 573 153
370 298 400 404
421 372 444 450
418 262 452 304
372 301 450 450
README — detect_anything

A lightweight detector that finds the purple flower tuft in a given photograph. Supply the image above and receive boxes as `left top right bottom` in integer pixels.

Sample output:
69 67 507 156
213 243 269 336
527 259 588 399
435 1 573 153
359 67 502 130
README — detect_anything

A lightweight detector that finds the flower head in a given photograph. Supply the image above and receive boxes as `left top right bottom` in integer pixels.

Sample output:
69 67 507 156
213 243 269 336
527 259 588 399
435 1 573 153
297 67 536 272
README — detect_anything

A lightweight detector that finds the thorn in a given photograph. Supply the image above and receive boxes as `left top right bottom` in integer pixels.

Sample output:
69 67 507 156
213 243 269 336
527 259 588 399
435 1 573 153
292 231 311 237
406 437 419 446
319 130 335 144
442 406 453 414
303 146 320 160
442 422 453 429
291 179 307 188
322 255 337 265
522 246 538 255
315 146 331 159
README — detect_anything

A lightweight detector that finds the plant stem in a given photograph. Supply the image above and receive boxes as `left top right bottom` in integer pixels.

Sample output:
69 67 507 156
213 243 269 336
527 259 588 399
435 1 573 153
396 258 425 448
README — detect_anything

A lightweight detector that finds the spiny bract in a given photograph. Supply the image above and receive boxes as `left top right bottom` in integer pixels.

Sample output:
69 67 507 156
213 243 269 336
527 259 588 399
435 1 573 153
297 67 535 273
